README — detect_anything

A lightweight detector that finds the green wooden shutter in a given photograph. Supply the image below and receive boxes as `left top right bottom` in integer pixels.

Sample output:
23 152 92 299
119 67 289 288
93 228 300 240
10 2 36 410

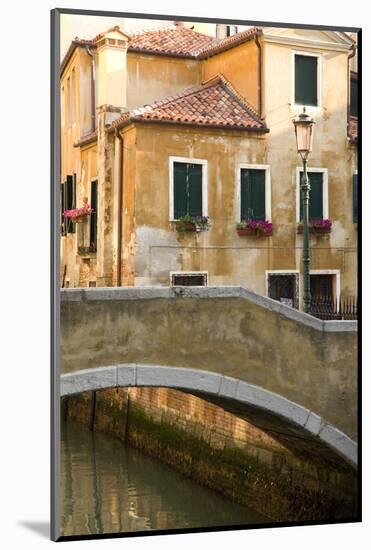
66 175 74 233
71 173 77 233
187 163 202 217
173 162 187 219
90 180 98 250
353 174 358 223
295 55 318 106
300 172 323 220
250 170 265 220
240 169 265 221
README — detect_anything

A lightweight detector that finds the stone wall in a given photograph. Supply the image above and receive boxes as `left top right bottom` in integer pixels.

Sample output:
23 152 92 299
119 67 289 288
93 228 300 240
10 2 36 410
62 386 357 523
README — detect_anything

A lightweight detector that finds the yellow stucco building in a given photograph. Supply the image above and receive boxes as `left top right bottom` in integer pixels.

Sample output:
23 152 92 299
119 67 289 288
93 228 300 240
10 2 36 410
60 22 358 311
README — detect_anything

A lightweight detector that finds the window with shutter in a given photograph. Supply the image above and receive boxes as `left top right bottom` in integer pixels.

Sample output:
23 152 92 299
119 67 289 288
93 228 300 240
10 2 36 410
299 171 323 220
90 180 98 250
240 169 266 221
173 162 202 219
353 174 358 223
295 54 318 106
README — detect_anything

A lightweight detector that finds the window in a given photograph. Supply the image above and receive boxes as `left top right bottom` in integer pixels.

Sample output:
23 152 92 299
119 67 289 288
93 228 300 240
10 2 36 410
353 173 358 223
63 174 76 234
226 25 237 36
295 54 318 107
350 73 358 117
310 274 334 300
299 172 323 220
89 180 98 250
171 272 208 286
267 272 299 309
238 165 271 222
169 157 207 220
296 168 328 222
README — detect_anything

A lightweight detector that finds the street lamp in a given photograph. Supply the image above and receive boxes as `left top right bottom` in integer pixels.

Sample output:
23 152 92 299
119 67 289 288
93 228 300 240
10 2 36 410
293 107 315 314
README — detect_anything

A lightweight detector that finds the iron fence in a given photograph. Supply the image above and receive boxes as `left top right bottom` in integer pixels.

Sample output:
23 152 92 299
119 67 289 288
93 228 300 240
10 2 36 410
310 295 358 320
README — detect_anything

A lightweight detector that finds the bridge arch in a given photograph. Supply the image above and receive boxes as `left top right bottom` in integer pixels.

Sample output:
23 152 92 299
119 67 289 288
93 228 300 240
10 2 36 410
61 363 357 468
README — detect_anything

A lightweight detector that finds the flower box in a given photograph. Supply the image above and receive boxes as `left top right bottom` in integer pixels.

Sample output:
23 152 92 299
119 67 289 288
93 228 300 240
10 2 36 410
237 227 257 237
176 222 197 232
297 219 332 234
236 220 273 237
175 216 210 235
64 203 94 224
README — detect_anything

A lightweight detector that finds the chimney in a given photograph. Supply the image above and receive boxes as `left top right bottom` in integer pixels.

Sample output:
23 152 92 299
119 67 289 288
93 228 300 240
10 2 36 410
96 28 129 110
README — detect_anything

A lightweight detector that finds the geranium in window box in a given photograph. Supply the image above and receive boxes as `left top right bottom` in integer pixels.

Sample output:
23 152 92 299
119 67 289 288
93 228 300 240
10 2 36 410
297 219 332 234
176 215 210 235
237 220 273 237
64 203 94 223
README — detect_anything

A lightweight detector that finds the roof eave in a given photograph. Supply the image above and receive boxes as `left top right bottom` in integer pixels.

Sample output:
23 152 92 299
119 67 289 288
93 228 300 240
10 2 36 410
113 117 269 133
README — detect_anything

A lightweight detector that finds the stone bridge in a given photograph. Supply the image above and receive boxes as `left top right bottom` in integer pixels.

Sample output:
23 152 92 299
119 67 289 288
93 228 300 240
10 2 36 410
60 286 358 467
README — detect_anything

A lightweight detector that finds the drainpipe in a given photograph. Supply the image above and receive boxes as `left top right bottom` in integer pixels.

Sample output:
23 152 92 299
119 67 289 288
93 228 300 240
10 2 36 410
254 35 263 119
115 128 124 287
86 47 96 133
347 44 356 139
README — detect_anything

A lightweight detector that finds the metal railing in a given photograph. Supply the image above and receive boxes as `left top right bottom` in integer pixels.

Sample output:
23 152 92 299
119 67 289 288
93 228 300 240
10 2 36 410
310 295 358 320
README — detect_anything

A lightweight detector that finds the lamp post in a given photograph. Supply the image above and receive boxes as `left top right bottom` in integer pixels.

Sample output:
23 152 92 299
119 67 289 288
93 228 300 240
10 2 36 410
293 107 315 314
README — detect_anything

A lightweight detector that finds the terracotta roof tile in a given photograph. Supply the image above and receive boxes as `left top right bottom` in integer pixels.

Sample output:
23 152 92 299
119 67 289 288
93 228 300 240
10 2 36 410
112 74 268 132
128 26 216 57
349 116 358 143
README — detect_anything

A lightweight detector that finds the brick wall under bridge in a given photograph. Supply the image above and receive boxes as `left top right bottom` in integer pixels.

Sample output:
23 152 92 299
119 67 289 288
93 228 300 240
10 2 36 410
60 286 358 467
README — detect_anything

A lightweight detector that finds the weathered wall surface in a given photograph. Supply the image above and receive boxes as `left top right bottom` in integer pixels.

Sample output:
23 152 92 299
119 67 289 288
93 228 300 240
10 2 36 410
62 386 357 522
60 288 357 439
264 41 357 296
127 54 202 110
202 40 260 111
133 123 270 288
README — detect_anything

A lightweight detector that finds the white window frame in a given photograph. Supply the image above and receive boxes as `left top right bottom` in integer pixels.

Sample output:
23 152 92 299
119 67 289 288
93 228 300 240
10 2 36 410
292 50 322 111
309 269 341 308
236 164 272 222
296 166 328 223
169 156 208 221
170 271 208 286
265 270 300 307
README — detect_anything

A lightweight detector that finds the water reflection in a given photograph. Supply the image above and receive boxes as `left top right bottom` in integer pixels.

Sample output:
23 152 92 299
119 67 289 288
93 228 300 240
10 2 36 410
60 420 267 536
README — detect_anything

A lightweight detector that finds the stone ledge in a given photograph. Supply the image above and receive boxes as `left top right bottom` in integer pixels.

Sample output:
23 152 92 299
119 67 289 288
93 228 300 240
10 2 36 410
60 286 357 333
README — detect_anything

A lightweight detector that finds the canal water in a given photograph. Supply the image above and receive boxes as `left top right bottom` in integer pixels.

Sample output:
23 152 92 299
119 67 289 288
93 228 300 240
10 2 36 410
61 420 268 537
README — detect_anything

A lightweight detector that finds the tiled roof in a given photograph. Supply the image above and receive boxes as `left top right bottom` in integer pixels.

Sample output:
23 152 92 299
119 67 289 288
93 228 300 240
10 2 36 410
61 25 262 73
349 116 358 143
128 26 216 57
111 74 268 132
129 25 262 59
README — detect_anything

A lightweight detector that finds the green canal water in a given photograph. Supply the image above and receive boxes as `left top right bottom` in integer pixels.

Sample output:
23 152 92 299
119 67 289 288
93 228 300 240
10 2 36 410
60 420 268 537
